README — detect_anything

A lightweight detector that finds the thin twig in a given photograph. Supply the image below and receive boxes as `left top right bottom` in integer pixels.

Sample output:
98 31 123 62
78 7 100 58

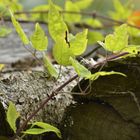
91 52 129 69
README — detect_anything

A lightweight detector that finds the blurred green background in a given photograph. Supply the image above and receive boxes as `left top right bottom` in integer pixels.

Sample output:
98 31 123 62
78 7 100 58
19 0 140 14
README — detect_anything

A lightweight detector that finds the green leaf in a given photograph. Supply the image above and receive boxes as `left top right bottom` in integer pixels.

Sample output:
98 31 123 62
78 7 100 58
6 101 20 133
75 0 93 10
64 0 81 23
70 29 88 55
52 29 88 66
30 23 48 51
23 122 62 138
114 0 125 13
43 54 58 78
123 45 140 53
48 1 68 41
53 38 74 66
67 33 75 42
0 26 12 37
9 10 29 45
128 26 140 37
87 71 126 81
23 128 48 135
122 45 140 57
31 5 49 22
69 58 126 80
0 64 5 71
69 57 91 78
104 24 128 52
83 18 103 28
87 31 104 45
109 0 132 20
0 0 23 14
31 4 62 22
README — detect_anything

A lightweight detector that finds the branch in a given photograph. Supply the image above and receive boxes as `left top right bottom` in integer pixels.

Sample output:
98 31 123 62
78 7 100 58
4 18 110 30
92 52 129 69
4 18 47 24
11 74 78 140
11 51 129 139
14 10 140 29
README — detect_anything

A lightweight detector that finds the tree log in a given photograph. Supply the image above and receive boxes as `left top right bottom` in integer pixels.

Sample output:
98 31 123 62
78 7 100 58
0 66 76 126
